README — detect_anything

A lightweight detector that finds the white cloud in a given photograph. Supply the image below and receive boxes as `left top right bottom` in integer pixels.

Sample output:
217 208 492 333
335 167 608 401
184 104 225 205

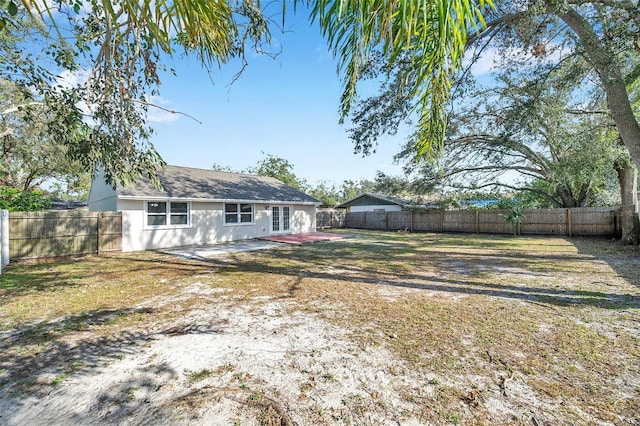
56 68 91 89
54 69 94 119
144 95 180 123
467 48 500 75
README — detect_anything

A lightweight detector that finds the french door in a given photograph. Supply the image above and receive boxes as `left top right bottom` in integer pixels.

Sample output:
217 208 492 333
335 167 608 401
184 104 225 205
271 206 291 234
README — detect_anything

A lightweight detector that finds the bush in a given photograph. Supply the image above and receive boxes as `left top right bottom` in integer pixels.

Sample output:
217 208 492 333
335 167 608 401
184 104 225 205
0 187 52 211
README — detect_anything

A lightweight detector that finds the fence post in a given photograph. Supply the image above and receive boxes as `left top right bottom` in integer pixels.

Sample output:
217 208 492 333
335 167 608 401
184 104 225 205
567 208 572 237
475 210 479 233
97 212 102 255
1 210 9 273
440 210 444 233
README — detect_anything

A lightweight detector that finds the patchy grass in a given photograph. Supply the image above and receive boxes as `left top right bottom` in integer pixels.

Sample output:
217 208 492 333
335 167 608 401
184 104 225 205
0 252 215 329
184 369 215 384
125 386 139 402
1 230 639 424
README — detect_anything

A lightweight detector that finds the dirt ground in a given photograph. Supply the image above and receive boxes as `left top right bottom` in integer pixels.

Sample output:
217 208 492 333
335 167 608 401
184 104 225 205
1 231 639 425
1 285 437 425
2 285 446 425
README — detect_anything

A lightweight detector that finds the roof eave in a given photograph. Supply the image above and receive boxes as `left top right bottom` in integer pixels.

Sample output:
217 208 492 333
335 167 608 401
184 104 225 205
116 195 319 205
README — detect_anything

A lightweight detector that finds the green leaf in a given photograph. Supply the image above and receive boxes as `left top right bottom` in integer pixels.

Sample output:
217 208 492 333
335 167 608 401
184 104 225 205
8 1 17 16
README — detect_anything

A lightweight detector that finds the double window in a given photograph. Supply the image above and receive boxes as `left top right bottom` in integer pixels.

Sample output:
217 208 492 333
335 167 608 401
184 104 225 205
147 201 189 227
224 203 254 224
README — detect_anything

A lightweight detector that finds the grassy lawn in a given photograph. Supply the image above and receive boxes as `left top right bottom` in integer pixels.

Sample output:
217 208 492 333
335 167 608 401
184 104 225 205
1 229 639 425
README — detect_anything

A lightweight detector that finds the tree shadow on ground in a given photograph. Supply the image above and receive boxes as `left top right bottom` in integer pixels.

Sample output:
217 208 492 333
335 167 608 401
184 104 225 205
0 305 222 425
180 235 640 310
570 236 640 291
0 252 222 299
0 254 212 297
82 232 637 311
1 232 638 424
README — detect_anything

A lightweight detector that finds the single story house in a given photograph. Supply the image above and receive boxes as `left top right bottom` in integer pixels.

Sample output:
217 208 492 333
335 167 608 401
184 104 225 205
88 165 320 252
336 193 411 213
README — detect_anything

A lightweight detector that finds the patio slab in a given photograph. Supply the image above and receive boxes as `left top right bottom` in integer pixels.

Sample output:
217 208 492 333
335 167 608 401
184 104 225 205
160 239 286 260
256 232 345 245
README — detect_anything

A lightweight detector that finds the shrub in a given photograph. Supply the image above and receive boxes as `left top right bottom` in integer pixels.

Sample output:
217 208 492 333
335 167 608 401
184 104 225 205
0 186 53 211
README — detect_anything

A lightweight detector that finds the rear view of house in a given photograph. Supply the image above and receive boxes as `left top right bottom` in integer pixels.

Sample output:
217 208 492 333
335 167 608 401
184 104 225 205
88 165 320 252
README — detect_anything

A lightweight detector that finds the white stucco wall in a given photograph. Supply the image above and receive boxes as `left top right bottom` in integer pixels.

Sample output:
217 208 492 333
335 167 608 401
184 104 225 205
291 204 317 233
118 200 316 252
349 205 403 213
88 173 118 211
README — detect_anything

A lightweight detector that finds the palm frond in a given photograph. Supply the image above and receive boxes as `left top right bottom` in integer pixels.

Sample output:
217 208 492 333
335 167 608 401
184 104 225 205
308 0 492 158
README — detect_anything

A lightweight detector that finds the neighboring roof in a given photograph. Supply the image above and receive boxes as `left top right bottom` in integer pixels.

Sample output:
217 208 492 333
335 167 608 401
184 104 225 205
115 165 320 204
335 192 410 209
50 200 88 211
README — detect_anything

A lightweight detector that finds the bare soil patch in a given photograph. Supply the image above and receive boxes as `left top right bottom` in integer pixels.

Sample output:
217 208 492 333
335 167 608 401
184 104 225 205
1 230 639 425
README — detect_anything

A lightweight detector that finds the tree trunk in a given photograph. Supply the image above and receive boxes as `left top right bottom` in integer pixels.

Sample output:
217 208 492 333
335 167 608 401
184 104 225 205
556 6 640 174
615 161 640 245
555 185 578 208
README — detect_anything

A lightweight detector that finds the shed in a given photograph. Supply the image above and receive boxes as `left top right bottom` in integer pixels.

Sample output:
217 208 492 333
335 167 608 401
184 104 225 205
88 165 320 252
336 193 410 213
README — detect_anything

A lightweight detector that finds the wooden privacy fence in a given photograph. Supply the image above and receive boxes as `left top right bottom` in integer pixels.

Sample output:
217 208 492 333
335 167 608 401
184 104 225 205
341 207 619 237
316 208 346 229
9 211 122 260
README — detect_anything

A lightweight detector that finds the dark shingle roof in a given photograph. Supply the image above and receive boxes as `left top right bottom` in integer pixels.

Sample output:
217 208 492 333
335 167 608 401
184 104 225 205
335 192 409 208
116 165 320 204
50 200 88 211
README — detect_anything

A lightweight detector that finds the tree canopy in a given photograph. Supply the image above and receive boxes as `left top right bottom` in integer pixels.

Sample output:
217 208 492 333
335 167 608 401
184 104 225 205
346 1 639 199
403 66 624 208
247 153 309 192
0 0 491 185
0 79 89 191
347 2 637 161
1 0 273 186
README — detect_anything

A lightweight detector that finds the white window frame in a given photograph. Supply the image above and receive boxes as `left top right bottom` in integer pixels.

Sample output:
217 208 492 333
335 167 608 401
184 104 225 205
145 200 191 229
223 203 255 226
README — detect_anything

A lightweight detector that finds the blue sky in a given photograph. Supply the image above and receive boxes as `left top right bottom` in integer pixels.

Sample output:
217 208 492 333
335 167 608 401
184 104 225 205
147 8 406 187
50 5 541 190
